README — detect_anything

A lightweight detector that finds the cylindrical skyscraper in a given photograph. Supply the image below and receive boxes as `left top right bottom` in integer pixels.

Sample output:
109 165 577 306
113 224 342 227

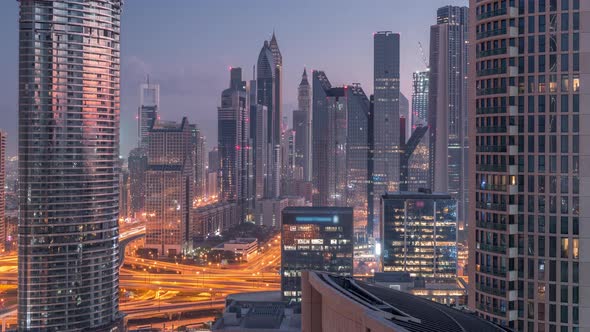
17 1 123 330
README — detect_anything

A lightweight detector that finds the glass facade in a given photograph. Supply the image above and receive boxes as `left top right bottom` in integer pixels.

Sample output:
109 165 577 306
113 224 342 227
145 118 193 257
381 193 458 278
17 0 123 330
281 207 354 303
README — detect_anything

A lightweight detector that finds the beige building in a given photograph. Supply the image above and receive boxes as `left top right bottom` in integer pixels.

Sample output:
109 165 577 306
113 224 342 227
468 1 589 331
301 271 509 332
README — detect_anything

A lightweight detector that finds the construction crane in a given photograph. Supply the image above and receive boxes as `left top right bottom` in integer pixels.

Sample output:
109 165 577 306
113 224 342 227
418 41 429 69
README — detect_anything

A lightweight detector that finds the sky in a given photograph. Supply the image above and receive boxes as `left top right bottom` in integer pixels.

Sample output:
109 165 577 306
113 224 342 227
0 0 468 157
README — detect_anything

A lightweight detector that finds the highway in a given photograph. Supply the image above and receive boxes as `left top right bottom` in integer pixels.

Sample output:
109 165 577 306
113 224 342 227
0 229 282 328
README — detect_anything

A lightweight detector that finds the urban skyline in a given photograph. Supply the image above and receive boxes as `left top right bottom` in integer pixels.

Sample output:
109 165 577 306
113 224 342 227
1 0 587 331
0 0 467 157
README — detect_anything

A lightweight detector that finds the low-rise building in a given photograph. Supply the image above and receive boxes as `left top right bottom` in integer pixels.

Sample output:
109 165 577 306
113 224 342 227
211 238 258 261
191 202 238 240
212 291 300 331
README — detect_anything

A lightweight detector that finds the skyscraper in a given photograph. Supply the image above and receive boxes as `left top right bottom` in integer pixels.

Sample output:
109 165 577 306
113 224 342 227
191 125 207 198
312 72 372 233
428 5 469 232
412 70 430 129
17 1 123 329
399 125 430 192
373 31 401 237
296 68 312 181
218 67 253 219
311 71 347 207
145 118 193 256
138 80 160 148
129 147 148 215
469 1 587 330
0 131 5 253
380 192 457 278
399 92 410 140
281 206 354 303
256 33 282 198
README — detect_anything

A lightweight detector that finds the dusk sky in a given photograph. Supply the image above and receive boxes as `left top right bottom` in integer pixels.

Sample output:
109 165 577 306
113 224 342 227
0 0 467 157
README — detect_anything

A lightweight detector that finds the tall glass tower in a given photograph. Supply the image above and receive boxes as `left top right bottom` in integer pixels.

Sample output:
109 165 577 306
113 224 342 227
17 1 123 330
469 1 588 331
373 31 401 238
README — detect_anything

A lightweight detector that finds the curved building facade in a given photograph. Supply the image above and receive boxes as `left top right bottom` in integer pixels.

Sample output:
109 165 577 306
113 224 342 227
17 0 123 330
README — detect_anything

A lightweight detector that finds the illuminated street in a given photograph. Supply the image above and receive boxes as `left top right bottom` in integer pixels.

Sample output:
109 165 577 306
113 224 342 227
0 228 281 329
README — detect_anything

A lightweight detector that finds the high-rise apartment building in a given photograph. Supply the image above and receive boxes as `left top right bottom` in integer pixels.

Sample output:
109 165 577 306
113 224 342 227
429 5 469 231
129 147 148 215
0 131 5 253
138 80 160 148
296 68 312 182
218 68 253 220
256 33 283 198
373 31 401 238
281 207 354 303
412 70 430 129
17 1 123 329
191 125 206 198
145 118 193 256
380 192 457 278
469 1 587 330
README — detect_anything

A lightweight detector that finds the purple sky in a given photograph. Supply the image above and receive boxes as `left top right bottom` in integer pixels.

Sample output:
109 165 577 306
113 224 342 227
0 0 467 157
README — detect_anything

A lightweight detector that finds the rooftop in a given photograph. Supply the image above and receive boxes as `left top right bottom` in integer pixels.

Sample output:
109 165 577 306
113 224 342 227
318 273 511 332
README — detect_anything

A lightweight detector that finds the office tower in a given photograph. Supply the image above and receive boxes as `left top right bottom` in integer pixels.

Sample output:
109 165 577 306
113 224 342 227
399 125 429 192
257 33 282 198
345 84 372 234
17 1 123 330
380 191 457 278
296 68 312 181
400 116 407 144
280 128 296 181
191 125 206 198
311 71 347 207
145 118 193 256
412 70 430 128
129 147 148 215
428 5 469 231
400 92 410 137
373 31 401 238
281 206 354 303
119 168 131 221
218 67 253 219
138 80 160 148
292 109 306 181
469 1 587 330
192 202 238 239
0 131 4 252
209 147 219 174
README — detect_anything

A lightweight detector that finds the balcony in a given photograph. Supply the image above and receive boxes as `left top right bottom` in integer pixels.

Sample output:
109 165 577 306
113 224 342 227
479 243 507 254
480 183 508 192
476 164 507 172
477 303 507 317
476 106 507 115
477 66 507 77
477 27 507 40
476 220 507 231
477 7 507 20
476 284 507 297
477 125 507 134
478 265 507 277
477 47 507 59
476 201 507 211
476 145 507 153
477 87 507 96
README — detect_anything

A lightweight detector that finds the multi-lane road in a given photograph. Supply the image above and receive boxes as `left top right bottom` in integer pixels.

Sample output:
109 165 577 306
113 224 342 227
0 227 282 328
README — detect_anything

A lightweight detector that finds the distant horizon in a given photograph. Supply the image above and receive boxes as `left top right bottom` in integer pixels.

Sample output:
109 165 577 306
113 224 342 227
0 0 468 157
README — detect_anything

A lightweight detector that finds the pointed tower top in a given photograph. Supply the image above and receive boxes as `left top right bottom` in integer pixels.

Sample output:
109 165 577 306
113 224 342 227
300 67 309 86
